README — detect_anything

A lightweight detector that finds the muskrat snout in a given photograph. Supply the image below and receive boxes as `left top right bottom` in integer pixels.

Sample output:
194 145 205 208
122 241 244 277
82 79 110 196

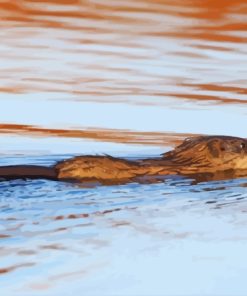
240 142 246 150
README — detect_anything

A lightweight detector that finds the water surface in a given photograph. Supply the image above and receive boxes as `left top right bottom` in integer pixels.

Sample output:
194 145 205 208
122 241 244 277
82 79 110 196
0 1 247 295
0 0 246 139
1 154 247 296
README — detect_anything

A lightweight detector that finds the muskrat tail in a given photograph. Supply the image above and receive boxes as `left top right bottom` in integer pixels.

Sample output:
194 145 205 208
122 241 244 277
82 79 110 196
0 165 58 181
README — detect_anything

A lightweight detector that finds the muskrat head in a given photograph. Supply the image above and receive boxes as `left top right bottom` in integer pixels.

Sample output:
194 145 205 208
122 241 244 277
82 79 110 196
163 135 247 173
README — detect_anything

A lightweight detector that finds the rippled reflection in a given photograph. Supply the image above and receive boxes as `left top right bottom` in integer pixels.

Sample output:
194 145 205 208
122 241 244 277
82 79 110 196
0 0 246 140
1 1 247 295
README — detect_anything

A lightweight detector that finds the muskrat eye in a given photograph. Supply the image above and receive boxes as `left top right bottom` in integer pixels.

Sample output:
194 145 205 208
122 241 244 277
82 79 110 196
240 143 245 149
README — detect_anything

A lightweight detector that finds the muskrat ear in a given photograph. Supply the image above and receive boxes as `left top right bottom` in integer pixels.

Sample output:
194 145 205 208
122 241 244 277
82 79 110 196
184 137 192 142
208 141 220 158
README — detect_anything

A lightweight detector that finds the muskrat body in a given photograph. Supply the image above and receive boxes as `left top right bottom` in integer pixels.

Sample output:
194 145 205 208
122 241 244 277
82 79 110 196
1 135 247 184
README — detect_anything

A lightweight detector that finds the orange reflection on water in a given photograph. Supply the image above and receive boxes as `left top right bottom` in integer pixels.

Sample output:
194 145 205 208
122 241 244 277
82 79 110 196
0 262 35 275
0 0 246 137
0 123 200 146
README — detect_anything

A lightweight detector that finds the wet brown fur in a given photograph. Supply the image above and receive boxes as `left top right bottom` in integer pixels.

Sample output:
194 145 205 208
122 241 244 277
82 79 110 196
55 135 247 183
1 135 247 184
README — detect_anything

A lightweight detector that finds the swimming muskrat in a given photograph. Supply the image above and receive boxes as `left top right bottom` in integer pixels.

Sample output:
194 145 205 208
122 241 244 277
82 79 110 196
1 135 247 184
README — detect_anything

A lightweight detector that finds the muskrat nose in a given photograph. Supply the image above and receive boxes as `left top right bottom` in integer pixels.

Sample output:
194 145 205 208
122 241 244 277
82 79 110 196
240 142 247 154
240 143 245 149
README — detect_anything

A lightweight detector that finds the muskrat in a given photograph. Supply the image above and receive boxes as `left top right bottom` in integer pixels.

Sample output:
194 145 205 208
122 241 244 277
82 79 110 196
1 135 247 184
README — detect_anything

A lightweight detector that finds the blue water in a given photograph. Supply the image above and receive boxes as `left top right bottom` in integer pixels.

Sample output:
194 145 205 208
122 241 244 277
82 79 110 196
1 0 247 294
1 155 247 296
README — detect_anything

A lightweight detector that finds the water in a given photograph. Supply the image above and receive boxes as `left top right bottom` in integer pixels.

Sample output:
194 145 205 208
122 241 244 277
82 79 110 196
0 0 246 137
1 156 247 295
0 0 247 295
